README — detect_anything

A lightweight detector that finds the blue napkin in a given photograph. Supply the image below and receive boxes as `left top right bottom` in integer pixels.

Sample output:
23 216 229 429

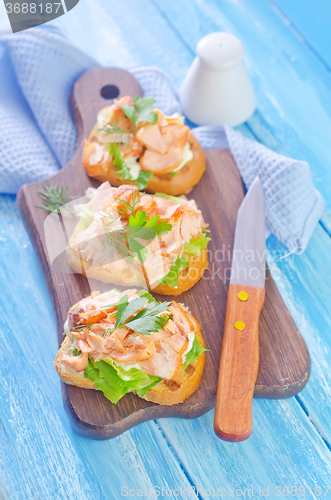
0 26 324 254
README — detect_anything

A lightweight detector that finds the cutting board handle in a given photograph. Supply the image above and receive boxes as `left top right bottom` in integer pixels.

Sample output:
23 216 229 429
214 283 265 441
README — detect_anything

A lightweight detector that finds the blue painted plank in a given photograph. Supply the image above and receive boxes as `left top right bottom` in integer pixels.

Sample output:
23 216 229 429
158 398 331 495
265 229 331 441
269 0 331 71
53 0 193 86
152 0 331 217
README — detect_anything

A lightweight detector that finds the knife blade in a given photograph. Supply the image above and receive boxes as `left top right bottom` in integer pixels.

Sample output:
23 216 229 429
214 176 266 442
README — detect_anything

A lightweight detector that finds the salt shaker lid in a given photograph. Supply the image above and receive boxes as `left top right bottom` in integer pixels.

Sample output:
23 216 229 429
197 32 244 70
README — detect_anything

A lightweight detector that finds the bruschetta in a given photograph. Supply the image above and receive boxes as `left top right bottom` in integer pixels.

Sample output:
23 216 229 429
82 96 205 195
67 182 210 295
54 289 206 405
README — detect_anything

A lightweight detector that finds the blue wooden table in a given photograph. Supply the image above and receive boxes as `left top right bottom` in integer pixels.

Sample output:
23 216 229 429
1 1 331 498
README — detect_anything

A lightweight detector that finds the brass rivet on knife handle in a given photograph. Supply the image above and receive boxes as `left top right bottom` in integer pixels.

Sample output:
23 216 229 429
214 283 265 442
238 291 248 301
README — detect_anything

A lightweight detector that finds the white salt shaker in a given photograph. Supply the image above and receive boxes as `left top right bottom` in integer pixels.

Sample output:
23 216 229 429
180 32 256 127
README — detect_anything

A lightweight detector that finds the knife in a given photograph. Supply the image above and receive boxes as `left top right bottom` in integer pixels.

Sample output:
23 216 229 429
214 176 266 442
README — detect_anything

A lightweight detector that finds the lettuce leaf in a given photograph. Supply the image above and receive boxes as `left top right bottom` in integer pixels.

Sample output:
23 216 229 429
83 331 206 403
136 170 153 190
183 233 211 257
183 334 207 370
158 256 189 287
84 357 161 404
106 143 131 180
106 142 152 190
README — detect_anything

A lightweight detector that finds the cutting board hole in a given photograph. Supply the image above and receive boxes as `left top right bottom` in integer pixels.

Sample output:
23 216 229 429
100 85 120 100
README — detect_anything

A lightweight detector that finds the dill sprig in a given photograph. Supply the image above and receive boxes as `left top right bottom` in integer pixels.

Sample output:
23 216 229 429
101 212 129 259
97 97 157 147
36 182 75 214
101 203 172 264
99 194 139 259
114 192 140 219
97 118 131 147
73 323 94 332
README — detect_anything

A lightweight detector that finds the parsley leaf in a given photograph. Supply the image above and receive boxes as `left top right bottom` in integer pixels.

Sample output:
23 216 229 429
106 295 171 336
120 104 136 124
134 96 158 125
126 210 172 263
121 97 157 130
114 295 147 329
102 207 172 264
125 299 171 335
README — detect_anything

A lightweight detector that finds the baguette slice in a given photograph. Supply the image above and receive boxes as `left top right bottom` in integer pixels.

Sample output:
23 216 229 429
66 184 210 295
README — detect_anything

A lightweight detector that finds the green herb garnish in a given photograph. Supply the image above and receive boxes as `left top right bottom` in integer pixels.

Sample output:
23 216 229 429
36 182 75 214
102 294 171 336
72 348 82 357
127 210 172 263
73 323 94 332
101 212 129 260
102 207 172 264
97 118 131 147
114 191 140 219
121 96 158 133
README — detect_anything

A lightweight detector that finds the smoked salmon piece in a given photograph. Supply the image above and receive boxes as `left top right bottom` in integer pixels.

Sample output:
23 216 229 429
161 124 189 150
136 124 168 154
140 148 182 175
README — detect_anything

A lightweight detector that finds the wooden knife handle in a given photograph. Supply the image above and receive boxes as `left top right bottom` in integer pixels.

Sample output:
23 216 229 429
214 283 265 441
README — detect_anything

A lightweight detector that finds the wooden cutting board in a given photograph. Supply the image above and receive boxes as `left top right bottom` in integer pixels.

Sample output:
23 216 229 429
17 68 310 440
